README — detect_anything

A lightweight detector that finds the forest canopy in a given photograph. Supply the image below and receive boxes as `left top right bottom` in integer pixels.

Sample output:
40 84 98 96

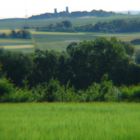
0 37 140 102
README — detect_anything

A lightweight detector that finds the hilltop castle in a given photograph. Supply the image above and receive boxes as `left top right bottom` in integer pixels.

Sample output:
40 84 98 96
54 7 69 14
30 7 115 19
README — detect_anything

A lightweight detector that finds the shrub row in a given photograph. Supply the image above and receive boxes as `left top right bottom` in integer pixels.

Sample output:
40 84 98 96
0 77 140 102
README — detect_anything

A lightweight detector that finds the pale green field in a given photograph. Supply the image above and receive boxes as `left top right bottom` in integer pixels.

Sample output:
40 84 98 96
32 31 140 52
0 103 140 140
0 38 34 53
0 31 140 52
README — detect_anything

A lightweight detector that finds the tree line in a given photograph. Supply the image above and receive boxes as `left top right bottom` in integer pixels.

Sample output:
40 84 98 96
0 37 140 102
37 19 140 33
0 30 31 39
79 19 140 33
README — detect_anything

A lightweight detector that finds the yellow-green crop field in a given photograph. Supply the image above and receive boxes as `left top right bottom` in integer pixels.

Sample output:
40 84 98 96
0 103 140 140
0 31 140 52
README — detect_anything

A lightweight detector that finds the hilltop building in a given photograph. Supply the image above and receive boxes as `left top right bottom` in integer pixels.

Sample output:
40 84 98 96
30 8 116 19
54 8 57 14
66 7 69 13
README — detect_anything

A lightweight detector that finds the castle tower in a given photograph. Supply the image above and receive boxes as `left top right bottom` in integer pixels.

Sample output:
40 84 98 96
54 8 57 14
66 7 69 13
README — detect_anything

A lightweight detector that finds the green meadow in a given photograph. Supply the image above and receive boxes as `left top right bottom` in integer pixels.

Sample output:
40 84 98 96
1 31 140 52
0 30 140 52
0 103 140 140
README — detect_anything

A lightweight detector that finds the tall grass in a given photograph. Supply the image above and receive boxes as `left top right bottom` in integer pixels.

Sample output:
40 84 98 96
0 103 140 140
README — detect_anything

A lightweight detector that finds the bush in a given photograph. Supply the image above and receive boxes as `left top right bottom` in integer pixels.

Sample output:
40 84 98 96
84 83 100 102
8 88 34 102
45 79 61 102
31 79 66 102
120 85 140 102
63 85 77 102
77 75 121 102
46 79 77 102
0 78 35 102
31 80 77 102
98 74 121 102
81 75 121 102
0 78 15 102
31 84 48 102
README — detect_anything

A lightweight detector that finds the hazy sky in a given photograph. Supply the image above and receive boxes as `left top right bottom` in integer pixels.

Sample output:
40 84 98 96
0 0 139 18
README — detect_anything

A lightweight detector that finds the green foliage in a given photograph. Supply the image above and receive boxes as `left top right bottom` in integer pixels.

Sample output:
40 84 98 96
35 18 140 33
84 83 100 102
0 77 139 102
78 75 121 102
120 85 140 102
37 20 74 32
100 75 121 101
0 37 140 102
28 49 58 86
65 37 135 88
45 79 61 102
8 88 34 102
76 19 140 33
32 79 77 102
31 84 48 102
30 77 121 102
0 49 33 86
0 30 31 39
0 78 15 102
135 50 140 64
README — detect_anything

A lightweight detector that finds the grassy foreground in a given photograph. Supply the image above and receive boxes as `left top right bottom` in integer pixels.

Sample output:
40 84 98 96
0 103 140 140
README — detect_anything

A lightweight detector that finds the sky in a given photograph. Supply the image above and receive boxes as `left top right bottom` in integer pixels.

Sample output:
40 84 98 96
0 0 139 19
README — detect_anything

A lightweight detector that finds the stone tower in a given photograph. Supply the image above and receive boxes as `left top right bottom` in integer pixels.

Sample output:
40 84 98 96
54 8 57 14
66 7 69 13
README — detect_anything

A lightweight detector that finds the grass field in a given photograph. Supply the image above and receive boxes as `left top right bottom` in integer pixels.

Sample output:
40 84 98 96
0 38 34 53
30 31 140 52
0 103 140 140
0 31 140 52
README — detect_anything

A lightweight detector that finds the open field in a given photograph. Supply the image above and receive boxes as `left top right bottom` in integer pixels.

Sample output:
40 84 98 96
0 31 140 52
0 103 140 140
0 38 34 53
32 31 97 51
28 31 140 52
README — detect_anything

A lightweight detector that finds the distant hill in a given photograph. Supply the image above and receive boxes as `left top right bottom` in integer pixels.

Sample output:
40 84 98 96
0 18 25 21
29 10 116 19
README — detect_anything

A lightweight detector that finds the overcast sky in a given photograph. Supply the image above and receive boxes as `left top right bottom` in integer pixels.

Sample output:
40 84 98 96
0 0 139 18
